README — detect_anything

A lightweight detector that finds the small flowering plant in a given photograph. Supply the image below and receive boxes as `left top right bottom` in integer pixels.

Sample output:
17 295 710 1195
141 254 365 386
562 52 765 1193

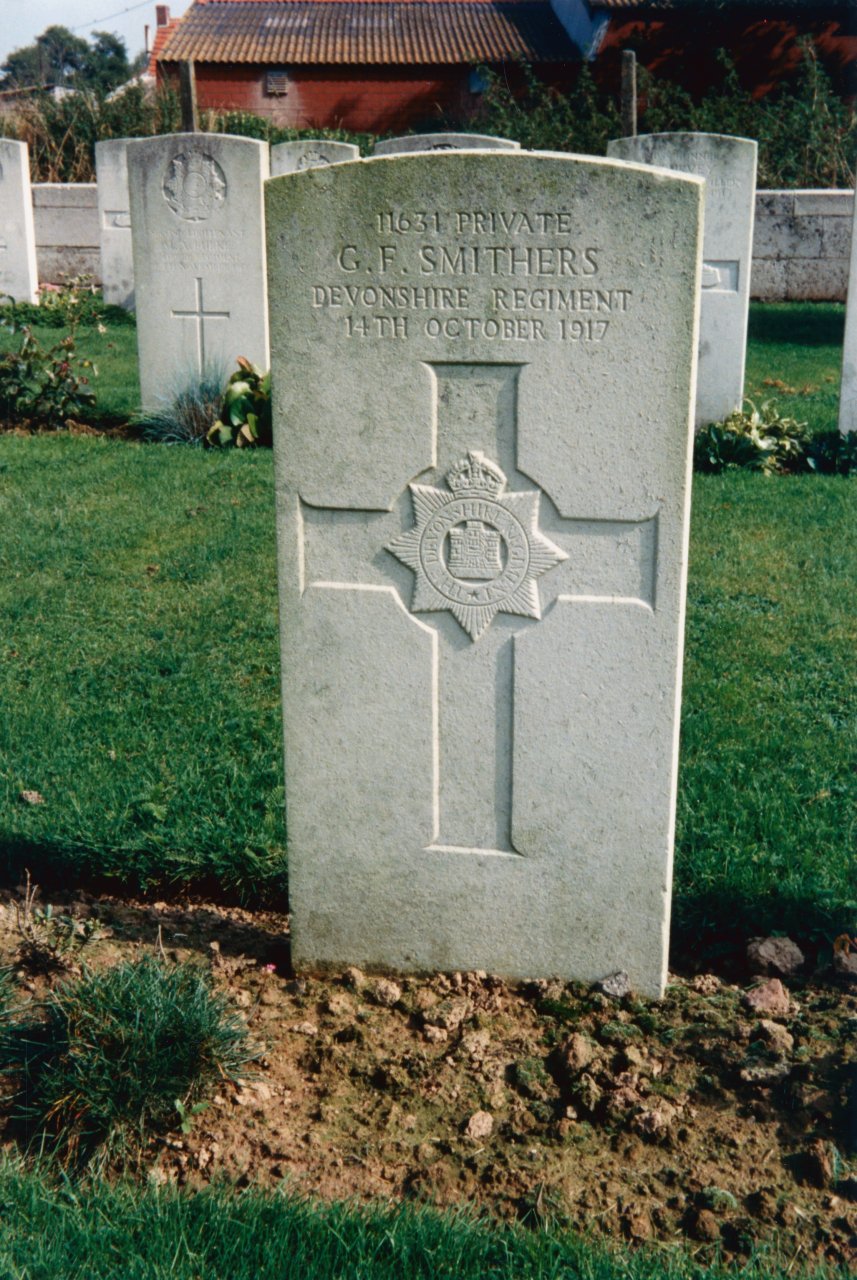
0 294 97 430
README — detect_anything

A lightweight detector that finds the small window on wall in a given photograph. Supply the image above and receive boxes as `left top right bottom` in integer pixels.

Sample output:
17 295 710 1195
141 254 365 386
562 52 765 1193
266 69 290 96
468 68 489 95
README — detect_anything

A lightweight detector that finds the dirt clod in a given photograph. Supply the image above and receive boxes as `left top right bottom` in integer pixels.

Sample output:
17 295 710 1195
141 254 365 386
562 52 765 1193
371 979 402 1008
755 1019 795 1056
747 936 805 979
742 978 791 1016
465 1110 494 1140
596 971 633 999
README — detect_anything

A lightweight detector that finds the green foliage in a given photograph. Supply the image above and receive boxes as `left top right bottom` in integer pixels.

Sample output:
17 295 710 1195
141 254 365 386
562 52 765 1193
137 366 226 445
5 277 136 330
0 957 253 1165
695 400 857 476
1 25 136 96
475 44 855 188
473 61 620 155
0 1162 842 1280
7 83 180 182
694 399 810 474
210 112 373 156
207 357 272 448
0 300 96 429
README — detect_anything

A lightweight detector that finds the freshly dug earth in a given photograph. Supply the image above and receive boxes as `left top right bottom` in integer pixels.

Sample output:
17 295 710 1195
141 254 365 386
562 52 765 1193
1 886 855 1269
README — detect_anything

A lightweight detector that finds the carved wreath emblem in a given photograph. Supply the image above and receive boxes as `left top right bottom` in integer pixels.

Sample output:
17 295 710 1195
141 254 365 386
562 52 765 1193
387 452 567 641
163 153 227 222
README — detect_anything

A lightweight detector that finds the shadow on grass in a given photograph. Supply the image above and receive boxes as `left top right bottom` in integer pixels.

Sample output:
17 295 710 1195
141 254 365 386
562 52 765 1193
671 886 855 977
0 834 290 915
748 302 845 347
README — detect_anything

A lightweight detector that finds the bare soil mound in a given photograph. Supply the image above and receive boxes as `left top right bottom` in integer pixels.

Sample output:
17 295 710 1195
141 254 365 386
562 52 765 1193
0 886 854 1270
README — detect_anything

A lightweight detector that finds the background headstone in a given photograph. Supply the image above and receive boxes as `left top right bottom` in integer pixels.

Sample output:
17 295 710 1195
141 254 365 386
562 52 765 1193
838 191 857 434
0 139 38 304
374 134 520 156
608 132 757 428
267 151 703 997
271 140 360 176
127 133 269 410
95 139 134 309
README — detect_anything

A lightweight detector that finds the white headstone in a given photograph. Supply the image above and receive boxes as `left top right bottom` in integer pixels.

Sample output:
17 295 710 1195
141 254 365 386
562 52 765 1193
608 132 756 428
839 192 857 434
271 140 360 175
374 134 520 156
95 139 134 309
267 151 702 998
0 139 38 304
127 133 270 410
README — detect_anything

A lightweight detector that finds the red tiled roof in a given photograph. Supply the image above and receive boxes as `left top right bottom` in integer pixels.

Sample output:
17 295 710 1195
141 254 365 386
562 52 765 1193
149 16 183 75
157 1 578 65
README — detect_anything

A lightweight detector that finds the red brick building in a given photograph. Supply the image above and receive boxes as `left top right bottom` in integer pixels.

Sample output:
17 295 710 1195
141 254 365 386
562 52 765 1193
589 0 855 101
152 0 856 134
153 0 580 133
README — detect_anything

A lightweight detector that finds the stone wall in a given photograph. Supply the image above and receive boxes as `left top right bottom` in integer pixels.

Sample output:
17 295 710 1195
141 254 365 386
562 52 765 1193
751 189 853 302
32 183 101 284
27 182 855 301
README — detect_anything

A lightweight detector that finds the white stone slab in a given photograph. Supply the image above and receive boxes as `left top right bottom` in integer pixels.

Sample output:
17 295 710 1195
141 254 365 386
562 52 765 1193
271 140 360 175
608 132 756 427
839 191 857 434
0 139 38 304
95 140 134 309
374 133 520 156
267 151 703 997
127 133 269 410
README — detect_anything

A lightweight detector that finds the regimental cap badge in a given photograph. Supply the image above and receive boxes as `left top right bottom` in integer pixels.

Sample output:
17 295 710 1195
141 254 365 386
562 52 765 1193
386 451 568 642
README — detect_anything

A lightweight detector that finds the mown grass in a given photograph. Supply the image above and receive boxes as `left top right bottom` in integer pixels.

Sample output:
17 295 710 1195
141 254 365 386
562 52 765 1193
0 1162 845 1280
744 302 844 436
0 436 285 898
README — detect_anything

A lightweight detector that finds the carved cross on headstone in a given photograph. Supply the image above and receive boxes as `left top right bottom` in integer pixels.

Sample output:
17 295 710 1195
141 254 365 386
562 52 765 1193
303 361 657 857
170 276 230 375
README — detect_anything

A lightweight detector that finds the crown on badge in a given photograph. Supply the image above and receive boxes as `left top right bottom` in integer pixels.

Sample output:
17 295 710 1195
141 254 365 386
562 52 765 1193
445 451 506 499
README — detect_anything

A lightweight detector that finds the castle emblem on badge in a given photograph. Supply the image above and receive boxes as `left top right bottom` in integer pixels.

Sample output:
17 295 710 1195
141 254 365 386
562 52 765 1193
386 451 567 641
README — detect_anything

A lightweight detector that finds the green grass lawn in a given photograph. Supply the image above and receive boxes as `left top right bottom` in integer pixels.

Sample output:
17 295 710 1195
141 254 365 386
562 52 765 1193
744 302 844 436
0 1161 846 1280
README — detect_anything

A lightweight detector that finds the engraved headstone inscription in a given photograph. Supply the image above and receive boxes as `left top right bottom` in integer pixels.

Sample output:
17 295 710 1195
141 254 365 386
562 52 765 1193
608 132 756 428
0 139 38 304
95 139 134 309
374 134 520 156
271 140 360 176
127 133 270 410
267 152 703 997
838 192 857 434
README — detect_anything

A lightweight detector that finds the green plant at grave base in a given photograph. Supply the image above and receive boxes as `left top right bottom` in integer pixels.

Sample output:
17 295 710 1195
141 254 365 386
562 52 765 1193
805 430 857 476
694 400 811 474
136 365 227 445
0 297 97 429
0 957 254 1167
5 277 136 330
207 357 272 448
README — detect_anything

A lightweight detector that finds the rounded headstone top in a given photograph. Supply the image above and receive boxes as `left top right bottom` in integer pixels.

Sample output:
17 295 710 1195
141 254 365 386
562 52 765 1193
373 133 520 156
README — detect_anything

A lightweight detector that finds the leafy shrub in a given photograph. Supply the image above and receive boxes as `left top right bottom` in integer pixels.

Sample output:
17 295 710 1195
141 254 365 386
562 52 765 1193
694 400 809 474
0 957 253 1165
0 300 96 429
207 357 272 448
6 277 135 330
694 401 857 476
473 61 620 156
209 111 372 156
474 44 855 188
6 83 180 182
136 366 226 444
